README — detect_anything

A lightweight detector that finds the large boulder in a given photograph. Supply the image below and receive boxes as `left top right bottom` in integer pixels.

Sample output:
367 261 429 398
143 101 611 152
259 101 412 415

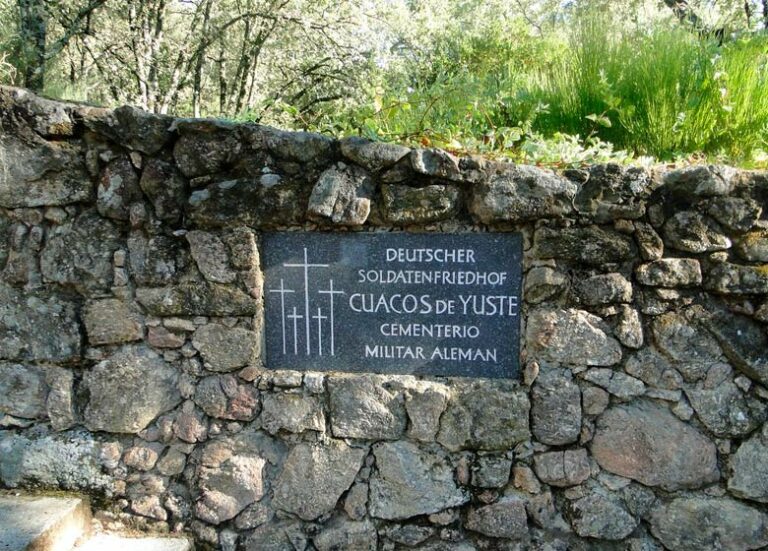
369 441 468 519
531 368 581 445
272 440 366 520
533 226 636 266
0 283 81 362
728 432 768 503
471 165 576 223
0 430 111 491
328 375 407 440
650 497 768 551
437 379 529 451
40 210 122 293
195 430 285 525
0 134 92 208
192 324 258 372
591 400 719 491
83 346 181 433
526 308 622 367
574 164 651 222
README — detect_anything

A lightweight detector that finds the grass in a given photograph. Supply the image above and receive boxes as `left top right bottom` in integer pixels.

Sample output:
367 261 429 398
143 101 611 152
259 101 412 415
315 13 768 168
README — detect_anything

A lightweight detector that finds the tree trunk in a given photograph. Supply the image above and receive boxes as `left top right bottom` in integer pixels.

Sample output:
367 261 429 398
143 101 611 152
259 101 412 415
763 0 768 29
17 0 47 91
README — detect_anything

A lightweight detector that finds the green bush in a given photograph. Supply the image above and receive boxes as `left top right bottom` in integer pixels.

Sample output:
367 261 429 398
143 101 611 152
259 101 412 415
320 10 768 167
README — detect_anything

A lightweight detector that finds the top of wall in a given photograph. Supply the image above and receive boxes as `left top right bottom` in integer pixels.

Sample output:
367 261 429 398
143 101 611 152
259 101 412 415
2 85 767 232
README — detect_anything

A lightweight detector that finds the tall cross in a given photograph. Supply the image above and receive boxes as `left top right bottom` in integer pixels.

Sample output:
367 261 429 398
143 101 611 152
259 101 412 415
284 247 328 355
287 307 303 355
318 278 345 356
312 307 328 356
268 279 295 355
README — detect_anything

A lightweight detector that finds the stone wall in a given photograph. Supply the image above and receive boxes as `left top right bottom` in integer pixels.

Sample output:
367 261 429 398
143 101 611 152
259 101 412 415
1 85 768 550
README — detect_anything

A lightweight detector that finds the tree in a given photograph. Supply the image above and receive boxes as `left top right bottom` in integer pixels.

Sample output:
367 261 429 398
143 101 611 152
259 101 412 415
14 0 106 91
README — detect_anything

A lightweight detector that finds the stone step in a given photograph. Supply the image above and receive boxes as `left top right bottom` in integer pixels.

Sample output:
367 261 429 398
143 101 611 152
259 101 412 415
0 495 90 551
72 534 193 551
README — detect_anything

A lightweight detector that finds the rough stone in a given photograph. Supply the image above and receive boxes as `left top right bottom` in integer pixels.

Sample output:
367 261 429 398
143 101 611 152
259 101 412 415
704 262 768 294
194 375 260 421
685 380 765 438
736 230 768 262
243 520 306 551
531 368 581 445
410 148 461 180
706 196 762 232
194 431 282 525
124 443 161 471
156 448 187 477
0 283 81 362
272 440 366 521
663 212 731 253
97 156 142 220
83 346 181 433
573 273 632 305
40 210 121 292
173 123 242 178
0 363 47 419
472 455 512 488
591 400 719 491
465 497 528 540
524 267 568 304
634 222 664 261
381 524 434 547
0 430 112 491
147 326 185 348
260 392 325 434
533 226 636 266
381 184 460 224
471 165 576 223
339 136 410 172
344 481 369 520
624 349 682 389
84 299 143 345
662 165 738 196
139 159 188 223
635 259 702 287
437 379 530 451
131 495 166 521
369 441 468 519
307 163 375 225
0 135 93 207
583 369 646 399
403 380 450 442
728 432 768 503
128 234 190 286
650 497 768 551
533 449 591 487
582 386 610 416
314 518 377 551
574 164 651 222
526 308 623 367
698 308 768 386
328 376 407 440
614 305 644 349
186 231 236 284
89 105 172 154
262 127 333 163
45 367 75 431
569 489 638 540
651 308 723 381
187 177 305 229
137 283 257 316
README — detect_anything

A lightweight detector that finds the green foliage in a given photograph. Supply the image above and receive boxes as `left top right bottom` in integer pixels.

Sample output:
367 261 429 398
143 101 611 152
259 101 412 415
307 6 767 167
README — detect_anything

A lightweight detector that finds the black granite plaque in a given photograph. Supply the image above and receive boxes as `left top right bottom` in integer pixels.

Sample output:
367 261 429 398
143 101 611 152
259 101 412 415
262 232 522 378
